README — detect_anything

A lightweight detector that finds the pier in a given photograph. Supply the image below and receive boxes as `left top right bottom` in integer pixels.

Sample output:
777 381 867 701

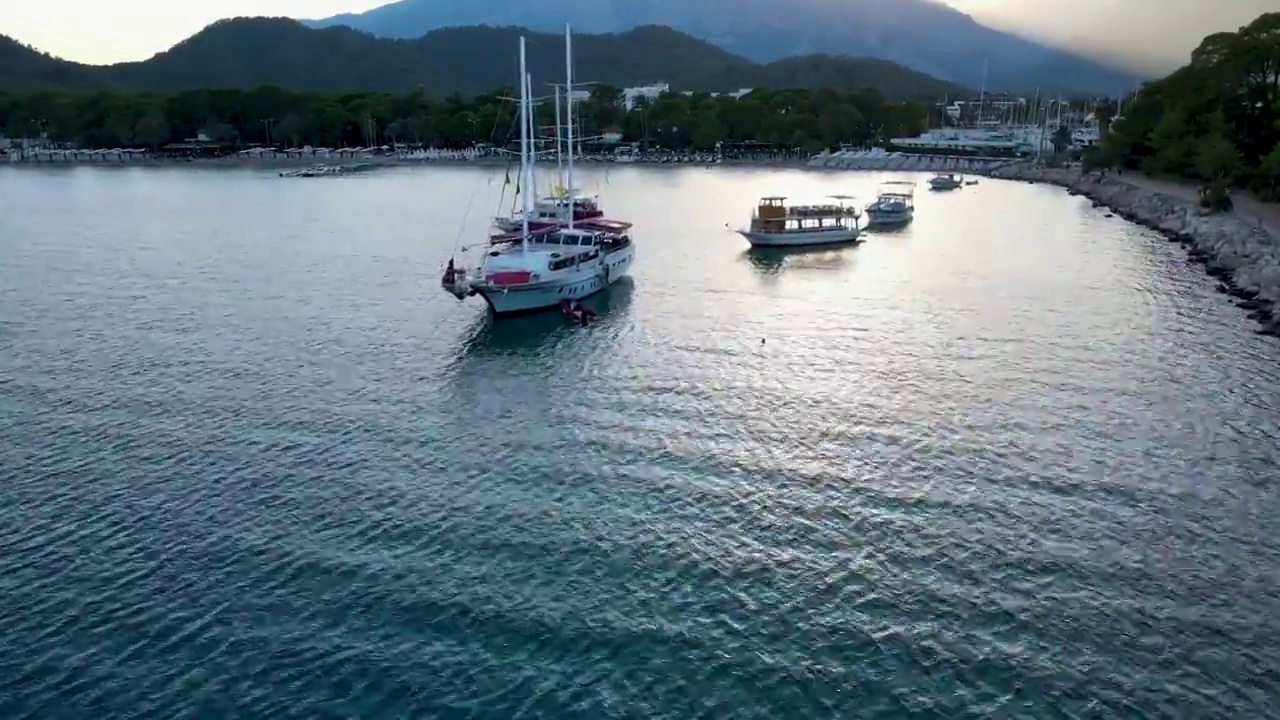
808 148 1017 173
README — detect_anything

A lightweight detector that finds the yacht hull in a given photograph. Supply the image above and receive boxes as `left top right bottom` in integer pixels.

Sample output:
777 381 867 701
477 245 635 315
737 228 861 247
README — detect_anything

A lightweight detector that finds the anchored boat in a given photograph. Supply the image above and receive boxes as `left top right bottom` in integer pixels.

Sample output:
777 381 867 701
441 31 636 315
928 173 964 190
734 195 862 247
865 181 916 228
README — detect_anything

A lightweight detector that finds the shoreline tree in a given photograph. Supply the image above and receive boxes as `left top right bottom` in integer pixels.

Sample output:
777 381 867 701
1099 12 1279 201
0 85 928 154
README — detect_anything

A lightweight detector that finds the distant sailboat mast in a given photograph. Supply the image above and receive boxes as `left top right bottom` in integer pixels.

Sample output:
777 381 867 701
565 22 576 230
518 37 531 253
553 85 564 190
977 57 988 125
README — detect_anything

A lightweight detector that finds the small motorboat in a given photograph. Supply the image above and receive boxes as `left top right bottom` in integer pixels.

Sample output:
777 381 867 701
559 298 597 324
928 173 963 191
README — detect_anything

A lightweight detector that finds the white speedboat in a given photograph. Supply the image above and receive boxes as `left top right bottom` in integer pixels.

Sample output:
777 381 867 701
734 195 862 247
865 181 915 228
442 30 635 315
928 173 963 190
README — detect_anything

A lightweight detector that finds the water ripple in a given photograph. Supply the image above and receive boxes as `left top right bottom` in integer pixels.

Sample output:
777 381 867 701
2 166 1279 718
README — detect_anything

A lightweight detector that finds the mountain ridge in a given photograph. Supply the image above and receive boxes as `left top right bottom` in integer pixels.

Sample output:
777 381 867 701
0 19 967 100
306 0 1141 95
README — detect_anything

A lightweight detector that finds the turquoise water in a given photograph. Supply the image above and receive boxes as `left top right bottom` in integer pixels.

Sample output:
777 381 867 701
2 165 1279 718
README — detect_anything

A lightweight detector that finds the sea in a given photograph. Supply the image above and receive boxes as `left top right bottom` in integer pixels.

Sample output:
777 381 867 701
2 164 1279 719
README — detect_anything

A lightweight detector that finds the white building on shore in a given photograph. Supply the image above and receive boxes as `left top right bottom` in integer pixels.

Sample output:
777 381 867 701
623 83 669 111
623 83 757 110
681 88 755 101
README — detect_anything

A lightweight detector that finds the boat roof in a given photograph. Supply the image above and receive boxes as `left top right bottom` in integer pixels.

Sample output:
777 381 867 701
557 227 601 237
489 225 558 243
827 194 858 200
576 218 633 232
760 196 787 201
877 181 915 197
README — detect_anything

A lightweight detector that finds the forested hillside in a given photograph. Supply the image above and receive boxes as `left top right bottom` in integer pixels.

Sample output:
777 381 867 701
308 0 1138 94
0 19 965 100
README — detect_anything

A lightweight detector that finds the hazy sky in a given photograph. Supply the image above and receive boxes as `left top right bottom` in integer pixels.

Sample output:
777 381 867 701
948 0 1273 75
2 0 1274 72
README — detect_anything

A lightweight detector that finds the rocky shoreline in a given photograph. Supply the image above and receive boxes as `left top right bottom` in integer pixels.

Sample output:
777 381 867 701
990 163 1280 337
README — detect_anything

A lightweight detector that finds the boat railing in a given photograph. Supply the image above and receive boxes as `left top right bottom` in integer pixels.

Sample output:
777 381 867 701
752 206 860 221
785 204 861 218
488 224 558 244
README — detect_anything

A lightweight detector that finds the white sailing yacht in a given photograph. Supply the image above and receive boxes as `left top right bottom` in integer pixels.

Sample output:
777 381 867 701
493 24 606 233
442 32 636 315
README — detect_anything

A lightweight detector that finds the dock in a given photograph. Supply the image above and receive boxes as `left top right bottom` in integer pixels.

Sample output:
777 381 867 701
808 148 1017 173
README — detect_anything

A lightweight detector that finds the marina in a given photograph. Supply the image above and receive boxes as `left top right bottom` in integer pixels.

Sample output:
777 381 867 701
808 147 1016 172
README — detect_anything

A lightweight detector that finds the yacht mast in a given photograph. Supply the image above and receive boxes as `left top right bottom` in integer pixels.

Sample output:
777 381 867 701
553 85 564 190
527 71 537 185
519 37 531 252
977 57 988 126
565 23 575 230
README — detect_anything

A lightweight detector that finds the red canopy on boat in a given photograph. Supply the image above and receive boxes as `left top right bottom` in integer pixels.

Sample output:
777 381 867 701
489 271 533 286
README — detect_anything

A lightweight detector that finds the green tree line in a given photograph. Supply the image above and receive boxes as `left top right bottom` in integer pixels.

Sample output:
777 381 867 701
1 84 928 152
1091 12 1280 201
